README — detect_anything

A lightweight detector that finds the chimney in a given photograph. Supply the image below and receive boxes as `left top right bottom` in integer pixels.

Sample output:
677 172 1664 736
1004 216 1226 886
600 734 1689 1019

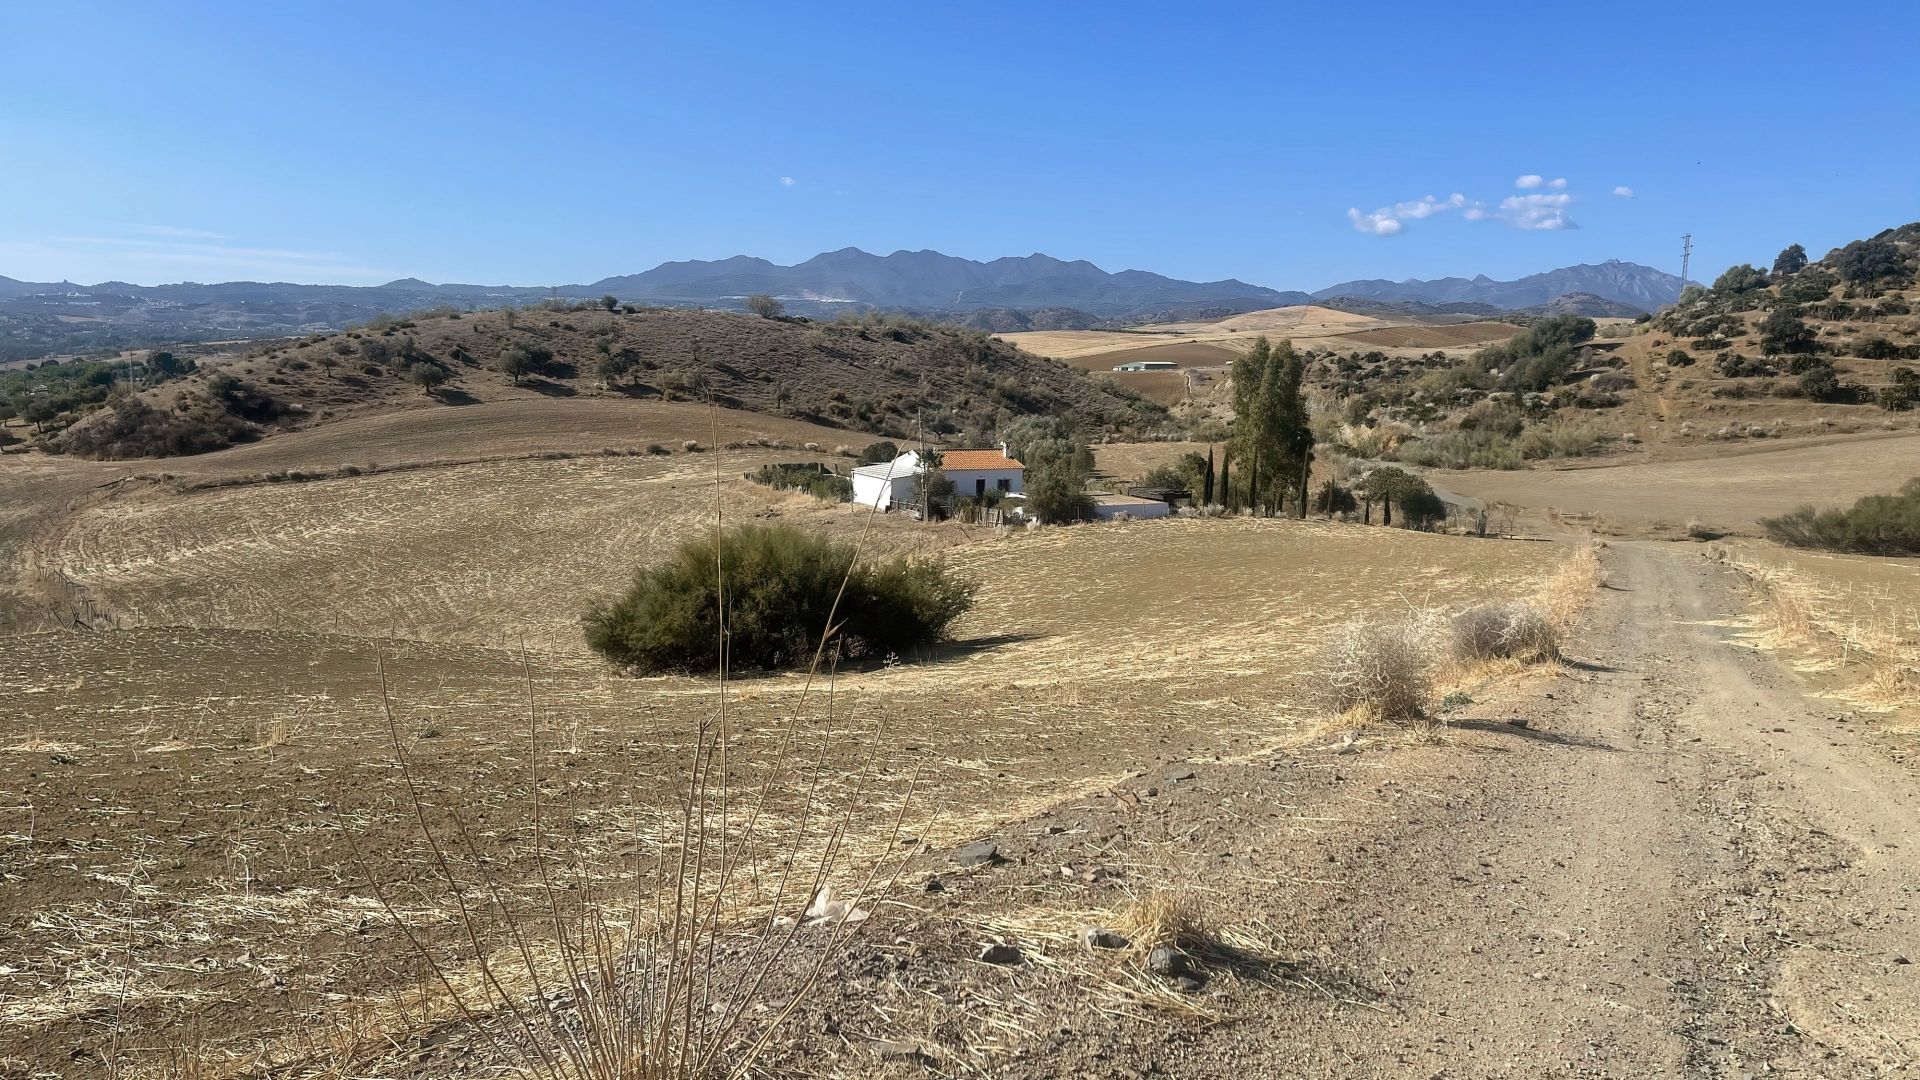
999 440 1009 458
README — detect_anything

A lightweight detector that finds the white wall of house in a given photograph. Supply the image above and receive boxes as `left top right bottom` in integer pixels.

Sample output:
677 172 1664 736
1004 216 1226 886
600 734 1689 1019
945 467 1025 499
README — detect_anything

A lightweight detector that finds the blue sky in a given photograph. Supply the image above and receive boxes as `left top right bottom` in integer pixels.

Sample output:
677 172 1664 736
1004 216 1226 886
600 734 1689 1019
2 1 1915 291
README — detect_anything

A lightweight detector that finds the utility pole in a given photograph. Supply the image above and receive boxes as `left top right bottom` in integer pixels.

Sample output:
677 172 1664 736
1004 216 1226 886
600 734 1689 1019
1680 234 1693 292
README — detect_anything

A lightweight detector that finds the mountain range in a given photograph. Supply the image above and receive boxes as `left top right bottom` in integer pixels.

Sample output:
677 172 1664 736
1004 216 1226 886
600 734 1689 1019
0 251 1686 361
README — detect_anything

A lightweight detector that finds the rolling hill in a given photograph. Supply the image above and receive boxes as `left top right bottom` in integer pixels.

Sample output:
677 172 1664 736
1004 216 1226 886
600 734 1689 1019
24 307 1175 459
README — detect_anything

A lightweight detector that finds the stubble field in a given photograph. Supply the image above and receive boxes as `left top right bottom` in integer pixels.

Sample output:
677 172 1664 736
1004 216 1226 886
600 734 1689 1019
0 414 1568 1074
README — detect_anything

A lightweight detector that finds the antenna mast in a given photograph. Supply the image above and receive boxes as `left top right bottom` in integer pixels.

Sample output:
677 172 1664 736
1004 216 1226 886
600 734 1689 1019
1679 234 1693 291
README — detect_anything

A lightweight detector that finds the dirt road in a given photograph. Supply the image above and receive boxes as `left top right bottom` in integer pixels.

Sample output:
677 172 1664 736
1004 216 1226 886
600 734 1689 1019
1247 541 1920 1077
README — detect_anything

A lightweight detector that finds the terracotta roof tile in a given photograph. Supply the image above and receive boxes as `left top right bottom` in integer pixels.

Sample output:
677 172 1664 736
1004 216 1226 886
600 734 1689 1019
938 449 1023 470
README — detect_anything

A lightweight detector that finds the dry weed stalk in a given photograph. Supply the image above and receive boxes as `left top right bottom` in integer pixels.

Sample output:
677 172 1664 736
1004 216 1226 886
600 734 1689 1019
1534 543 1602 635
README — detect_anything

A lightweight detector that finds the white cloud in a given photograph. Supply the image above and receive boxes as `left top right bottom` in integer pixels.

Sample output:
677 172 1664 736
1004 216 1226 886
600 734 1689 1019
1612 185 1635 198
1347 209 1404 235
1347 193 1470 236
1349 178 1592 234
1495 192 1576 230
778 176 796 187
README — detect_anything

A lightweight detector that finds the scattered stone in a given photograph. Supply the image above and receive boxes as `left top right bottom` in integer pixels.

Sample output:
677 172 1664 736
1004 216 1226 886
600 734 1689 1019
1506 717 1530 730
1146 946 1189 977
1143 786 1159 798
1080 927 1130 951
1894 955 1911 965
1173 975 1205 993
978 942 1022 966
952 842 1000 867
1042 824 1065 835
1166 768 1196 782
922 877 945 894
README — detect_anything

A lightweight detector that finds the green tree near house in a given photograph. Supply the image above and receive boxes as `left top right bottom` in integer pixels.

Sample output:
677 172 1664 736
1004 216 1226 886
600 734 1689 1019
1022 438 1095 523
1228 336 1314 516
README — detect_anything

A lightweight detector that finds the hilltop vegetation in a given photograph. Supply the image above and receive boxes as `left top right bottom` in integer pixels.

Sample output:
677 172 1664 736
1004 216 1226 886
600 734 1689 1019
1650 223 1920 408
14 305 1173 459
1295 222 1920 467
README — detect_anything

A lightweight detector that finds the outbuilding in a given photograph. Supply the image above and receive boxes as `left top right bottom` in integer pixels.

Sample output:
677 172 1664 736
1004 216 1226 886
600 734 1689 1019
1091 494 1172 520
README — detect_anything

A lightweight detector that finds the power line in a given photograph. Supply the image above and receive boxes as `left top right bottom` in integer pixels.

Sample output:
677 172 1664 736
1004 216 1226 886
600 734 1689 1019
1680 234 1694 292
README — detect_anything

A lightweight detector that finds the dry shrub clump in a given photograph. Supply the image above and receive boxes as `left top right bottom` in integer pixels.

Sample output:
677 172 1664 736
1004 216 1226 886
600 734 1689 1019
1448 601 1560 665
1310 611 1441 726
1312 544 1603 728
1113 887 1216 955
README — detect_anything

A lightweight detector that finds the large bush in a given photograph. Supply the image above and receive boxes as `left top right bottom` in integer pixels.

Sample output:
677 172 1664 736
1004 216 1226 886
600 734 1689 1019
1763 479 1920 554
584 525 977 672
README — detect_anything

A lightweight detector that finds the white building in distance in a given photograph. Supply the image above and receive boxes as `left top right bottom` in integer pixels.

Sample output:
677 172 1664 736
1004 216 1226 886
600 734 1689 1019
851 447 1025 510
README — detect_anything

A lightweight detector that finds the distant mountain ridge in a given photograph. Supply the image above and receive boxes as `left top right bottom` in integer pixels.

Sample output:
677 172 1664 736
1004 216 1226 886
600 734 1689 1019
1312 259 1685 312
0 250 1679 361
582 248 1304 313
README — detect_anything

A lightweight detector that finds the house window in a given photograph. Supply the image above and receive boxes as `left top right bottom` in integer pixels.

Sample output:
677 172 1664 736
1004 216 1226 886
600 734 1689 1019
996 478 1011 492
976 478 987 496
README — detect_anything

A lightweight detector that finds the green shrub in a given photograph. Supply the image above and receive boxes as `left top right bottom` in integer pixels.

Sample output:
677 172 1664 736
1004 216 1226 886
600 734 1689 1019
1764 479 1920 554
1879 368 1920 411
583 525 977 673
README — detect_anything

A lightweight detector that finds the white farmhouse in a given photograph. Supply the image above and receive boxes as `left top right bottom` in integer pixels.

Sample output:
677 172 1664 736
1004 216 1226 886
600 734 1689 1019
850 447 1025 510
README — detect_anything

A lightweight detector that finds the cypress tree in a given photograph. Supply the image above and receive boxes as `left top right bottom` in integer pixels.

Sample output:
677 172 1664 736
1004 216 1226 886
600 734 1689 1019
1203 446 1216 505
1218 449 1232 511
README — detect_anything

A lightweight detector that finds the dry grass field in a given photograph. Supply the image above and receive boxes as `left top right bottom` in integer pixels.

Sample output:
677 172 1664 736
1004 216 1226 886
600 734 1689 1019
1332 322 1520 350
1709 538 1920 720
1431 431 1920 535
0 403 1570 1075
1015 308 1518 360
